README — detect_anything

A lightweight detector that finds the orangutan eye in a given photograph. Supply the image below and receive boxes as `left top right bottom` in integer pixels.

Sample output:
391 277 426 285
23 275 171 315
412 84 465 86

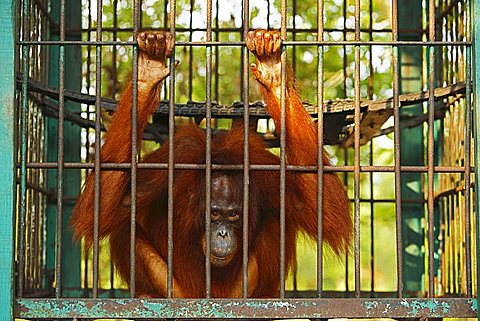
228 212 240 221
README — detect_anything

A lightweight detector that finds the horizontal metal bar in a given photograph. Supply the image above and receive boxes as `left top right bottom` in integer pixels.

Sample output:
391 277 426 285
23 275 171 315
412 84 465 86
79 26 396 34
17 162 475 173
15 298 477 319
16 40 471 46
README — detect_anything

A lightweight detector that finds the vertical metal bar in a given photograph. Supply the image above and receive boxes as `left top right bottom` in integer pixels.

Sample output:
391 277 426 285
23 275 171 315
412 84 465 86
40 4 48 291
167 0 176 299
343 148 349 293
448 194 453 293
139 0 143 28
112 0 118 100
214 0 219 102
316 0 324 298
279 0 287 299
205 0 213 298
473 0 480 314
130 0 140 298
342 0 349 292
110 0 119 294
18 0 29 299
369 142 374 295
0 0 16 318
55 0 66 298
427 0 436 298
188 0 194 101
353 0 361 298
93 0 103 299
291 0 296 73
368 1 374 296
454 193 459 294
242 0 250 299
391 0 404 298
463 0 472 297
84 0 93 295
368 0 374 100
267 0 271 29
342 0 347 100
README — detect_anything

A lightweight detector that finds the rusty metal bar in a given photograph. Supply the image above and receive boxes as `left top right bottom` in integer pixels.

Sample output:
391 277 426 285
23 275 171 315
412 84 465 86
188 0 194 100
205 0 213 298
342 0 348 292
463 0 472 297
427 0 436 298
92 0 103 299
473 0 480 316
15 298 478 319
241 0 250 299
19 162 475 173
17 0 30 299
17 40 472 46
279 0 287 299
368 0 375 294
391 0 404 298
129 0 140 298
109 0 119 294
369 142 374 295
316 0 325 298
54 0 66 299
353 0 361 298
167 0 177 299
214 0 219 102
83 0 93 295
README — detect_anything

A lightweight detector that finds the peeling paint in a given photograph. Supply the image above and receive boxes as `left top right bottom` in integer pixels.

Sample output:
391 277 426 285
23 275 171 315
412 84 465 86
16 298 477 319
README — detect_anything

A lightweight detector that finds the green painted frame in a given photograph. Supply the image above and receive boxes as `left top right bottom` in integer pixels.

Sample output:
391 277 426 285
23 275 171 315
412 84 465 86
0 1 15 320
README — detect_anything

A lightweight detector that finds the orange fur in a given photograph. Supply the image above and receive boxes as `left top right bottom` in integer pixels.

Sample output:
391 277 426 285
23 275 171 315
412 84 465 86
71 30 351 298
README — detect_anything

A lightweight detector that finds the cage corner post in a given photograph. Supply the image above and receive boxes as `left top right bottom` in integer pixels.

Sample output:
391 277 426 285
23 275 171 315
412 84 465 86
45 0 83 297
0 0 16 319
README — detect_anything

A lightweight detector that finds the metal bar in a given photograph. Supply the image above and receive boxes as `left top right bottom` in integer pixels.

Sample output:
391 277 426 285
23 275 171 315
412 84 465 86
463 0 473 297
92 0 103 299
205 0 213 298
316 0 324 298
19 162 475 173
427 0 436 298
17 0 30 299
16 40 473 46
83 0 93 296
15 298 478 319
368 0 375 296
130 0 140 298
369 142 374 296
167 0 176 299
241 0 250 299
279 0 287 299
473 0 480 316
188 0 194 100
214 0 219 102
0 0 16 318
342 0 348 292
61 25 405 33
391 0 404 298
54 0 67 298
353 0 361 298
110 0 119 294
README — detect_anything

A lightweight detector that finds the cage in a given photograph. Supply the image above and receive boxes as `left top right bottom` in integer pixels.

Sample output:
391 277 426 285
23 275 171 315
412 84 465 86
1 0 478 319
